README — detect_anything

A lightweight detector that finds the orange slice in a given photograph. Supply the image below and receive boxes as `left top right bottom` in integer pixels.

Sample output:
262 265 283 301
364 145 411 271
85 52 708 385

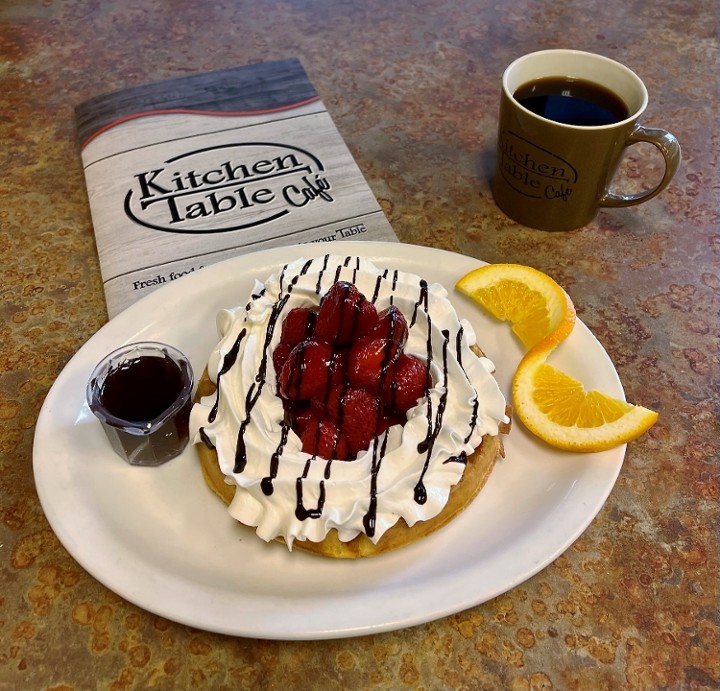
512 357 659 452
455 263 576 349
456 263 658 452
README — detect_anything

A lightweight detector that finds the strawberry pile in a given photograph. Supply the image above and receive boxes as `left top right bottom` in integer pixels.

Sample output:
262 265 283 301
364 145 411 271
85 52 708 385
273 281 430 460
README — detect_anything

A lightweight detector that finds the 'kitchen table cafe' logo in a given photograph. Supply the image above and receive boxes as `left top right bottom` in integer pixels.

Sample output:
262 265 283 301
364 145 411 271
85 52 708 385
124 142 333 234
499 131 578 202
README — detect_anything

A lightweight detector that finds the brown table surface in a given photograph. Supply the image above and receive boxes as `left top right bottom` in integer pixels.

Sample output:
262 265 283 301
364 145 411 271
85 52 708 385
2 0 718 689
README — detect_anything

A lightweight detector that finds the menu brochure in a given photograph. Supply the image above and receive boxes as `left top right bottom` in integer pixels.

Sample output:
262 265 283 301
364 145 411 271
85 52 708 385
75 58 397 317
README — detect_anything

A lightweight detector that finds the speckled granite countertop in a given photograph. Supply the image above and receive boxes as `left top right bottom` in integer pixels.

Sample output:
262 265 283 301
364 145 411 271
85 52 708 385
1 0 718 689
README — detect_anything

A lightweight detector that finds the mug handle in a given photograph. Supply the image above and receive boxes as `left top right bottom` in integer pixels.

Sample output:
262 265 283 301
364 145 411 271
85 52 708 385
600 125 681 207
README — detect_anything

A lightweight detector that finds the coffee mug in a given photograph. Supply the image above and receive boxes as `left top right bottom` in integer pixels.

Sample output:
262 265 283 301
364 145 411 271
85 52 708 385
492 49 681 231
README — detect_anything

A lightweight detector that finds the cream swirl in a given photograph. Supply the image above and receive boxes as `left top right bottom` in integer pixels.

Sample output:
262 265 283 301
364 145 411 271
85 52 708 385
190 255 508 547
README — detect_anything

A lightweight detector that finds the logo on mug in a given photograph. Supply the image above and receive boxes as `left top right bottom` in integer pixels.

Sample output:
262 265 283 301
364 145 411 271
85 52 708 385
124 142 334 234
499 131 577 202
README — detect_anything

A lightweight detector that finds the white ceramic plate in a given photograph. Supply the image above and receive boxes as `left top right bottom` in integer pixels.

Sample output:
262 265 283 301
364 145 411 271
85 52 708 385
34 242 625 640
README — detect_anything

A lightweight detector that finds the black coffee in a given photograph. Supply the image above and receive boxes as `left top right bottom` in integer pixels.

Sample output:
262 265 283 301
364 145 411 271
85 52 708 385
514 76 630 126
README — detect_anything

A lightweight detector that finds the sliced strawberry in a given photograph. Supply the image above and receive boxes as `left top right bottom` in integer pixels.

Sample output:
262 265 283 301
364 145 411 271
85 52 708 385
314 281 379 346
300 417 351 460
369 306 408 354
382 354 430 416
340 388 383 456
347 337 398 392
278 339 334 401
285 401 314 435
376 412 405 436
272 342 293 375
329 348 348 386
280 307 317 349
310 382 344 421
355 299 379 339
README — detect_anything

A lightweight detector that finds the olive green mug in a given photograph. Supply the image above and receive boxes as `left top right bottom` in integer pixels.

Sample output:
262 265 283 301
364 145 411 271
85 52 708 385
493 49 681 231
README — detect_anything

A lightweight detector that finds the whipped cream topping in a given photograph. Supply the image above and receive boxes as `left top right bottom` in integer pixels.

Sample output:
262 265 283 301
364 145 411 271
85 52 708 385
190 255 508 548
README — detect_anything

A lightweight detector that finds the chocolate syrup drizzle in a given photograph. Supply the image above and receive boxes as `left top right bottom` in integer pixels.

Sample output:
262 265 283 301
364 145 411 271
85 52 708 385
315 254 330 294
410 279 428 328
208 327 247 424
456 326 464 369
456 326 480 444
198 427 215 450
414 328 450 504
362 429 390 537
205 255 483 534
465 397 480 445
295 459 326 520
444 451 468 465
261 421 290 495
234 259 314 474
